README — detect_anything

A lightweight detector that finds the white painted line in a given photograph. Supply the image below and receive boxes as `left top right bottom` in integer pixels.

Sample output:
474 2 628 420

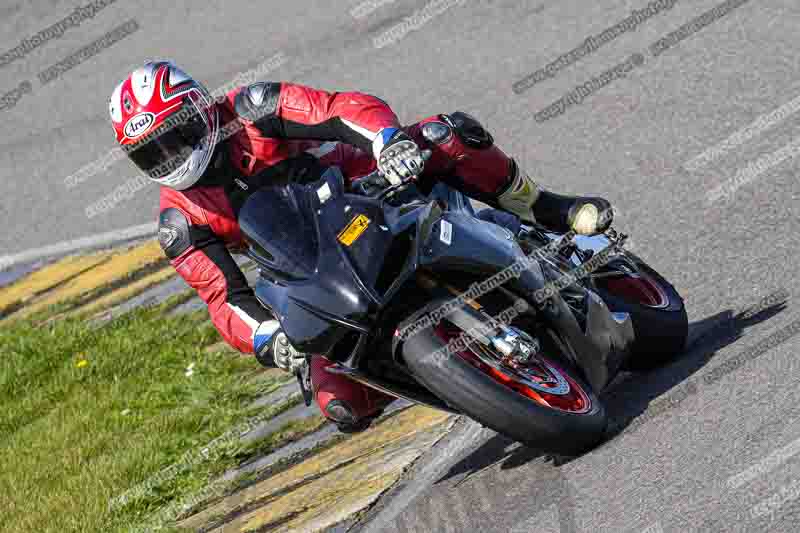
685 93 800 173
0 222 158 271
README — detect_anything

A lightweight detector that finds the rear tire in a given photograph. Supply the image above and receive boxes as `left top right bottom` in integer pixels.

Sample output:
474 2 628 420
594 254 688 370
402 321 607 455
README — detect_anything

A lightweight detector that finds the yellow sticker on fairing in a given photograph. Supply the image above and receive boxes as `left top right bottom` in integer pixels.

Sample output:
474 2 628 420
338 214 371 246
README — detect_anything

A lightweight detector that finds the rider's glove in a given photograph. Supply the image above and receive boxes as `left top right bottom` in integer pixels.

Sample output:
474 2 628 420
374 128 425 185
253 320 306 374
568 198 614 236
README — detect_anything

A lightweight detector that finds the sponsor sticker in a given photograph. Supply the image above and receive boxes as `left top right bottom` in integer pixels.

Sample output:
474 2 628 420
439 220 453 245
338 214 370 246
317 182 332 204
123 112 155 139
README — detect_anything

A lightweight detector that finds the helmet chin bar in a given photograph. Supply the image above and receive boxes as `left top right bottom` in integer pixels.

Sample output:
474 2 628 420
154 106 220 191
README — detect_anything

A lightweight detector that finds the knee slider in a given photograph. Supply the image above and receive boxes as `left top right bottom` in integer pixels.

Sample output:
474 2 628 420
420 120 454 145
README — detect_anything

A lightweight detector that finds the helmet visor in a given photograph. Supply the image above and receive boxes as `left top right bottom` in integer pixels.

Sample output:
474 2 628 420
127 100 209 176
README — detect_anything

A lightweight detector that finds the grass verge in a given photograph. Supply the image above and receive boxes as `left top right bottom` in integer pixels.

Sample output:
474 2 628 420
0 305 291 533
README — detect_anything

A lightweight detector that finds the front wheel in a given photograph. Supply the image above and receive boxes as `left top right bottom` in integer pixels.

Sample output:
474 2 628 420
402 318 607 455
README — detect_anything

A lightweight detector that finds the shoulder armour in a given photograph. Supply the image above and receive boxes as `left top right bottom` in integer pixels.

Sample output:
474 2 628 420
234 82 281 122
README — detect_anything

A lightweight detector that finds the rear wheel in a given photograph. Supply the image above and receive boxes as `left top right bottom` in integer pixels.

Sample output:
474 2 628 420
593 253 688 370
402 315 607 455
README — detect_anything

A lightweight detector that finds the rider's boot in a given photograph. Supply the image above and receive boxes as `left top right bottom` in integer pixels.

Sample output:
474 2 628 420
407 112 613 236
310 356 395 433
497 163 614 236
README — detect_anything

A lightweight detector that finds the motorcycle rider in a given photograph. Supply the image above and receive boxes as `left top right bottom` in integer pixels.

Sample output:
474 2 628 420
108 61 613 432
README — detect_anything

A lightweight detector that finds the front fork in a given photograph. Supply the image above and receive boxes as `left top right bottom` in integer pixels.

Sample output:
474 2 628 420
415 271 580 396
415 271 542 363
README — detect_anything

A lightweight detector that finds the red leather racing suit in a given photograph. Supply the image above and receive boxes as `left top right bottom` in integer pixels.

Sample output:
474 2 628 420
158 81 517 426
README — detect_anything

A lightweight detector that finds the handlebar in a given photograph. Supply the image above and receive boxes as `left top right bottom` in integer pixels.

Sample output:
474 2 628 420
350 150 433 201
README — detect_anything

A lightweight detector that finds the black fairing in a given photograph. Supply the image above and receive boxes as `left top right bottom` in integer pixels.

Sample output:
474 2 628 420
241 168 420 354
415 184 546 303
238 185 318 281
241 170 631 390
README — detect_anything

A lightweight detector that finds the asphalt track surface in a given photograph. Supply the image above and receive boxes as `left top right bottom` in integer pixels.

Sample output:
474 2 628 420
2 0 800 531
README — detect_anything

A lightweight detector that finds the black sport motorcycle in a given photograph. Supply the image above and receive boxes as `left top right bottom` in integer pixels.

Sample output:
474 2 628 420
238 167 688 455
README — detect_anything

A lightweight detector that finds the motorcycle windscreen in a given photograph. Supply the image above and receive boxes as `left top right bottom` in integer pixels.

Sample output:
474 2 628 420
238 185 319 280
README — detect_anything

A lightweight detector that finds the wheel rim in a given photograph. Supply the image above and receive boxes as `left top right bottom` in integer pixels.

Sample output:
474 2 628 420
434 324 592 414
599 271 669 308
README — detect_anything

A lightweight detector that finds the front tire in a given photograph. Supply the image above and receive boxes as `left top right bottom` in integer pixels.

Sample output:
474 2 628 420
402 320 607 455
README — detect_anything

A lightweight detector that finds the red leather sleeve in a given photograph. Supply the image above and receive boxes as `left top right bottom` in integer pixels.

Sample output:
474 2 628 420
276 82 401 152
172 244 268 354
160 187 272 354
